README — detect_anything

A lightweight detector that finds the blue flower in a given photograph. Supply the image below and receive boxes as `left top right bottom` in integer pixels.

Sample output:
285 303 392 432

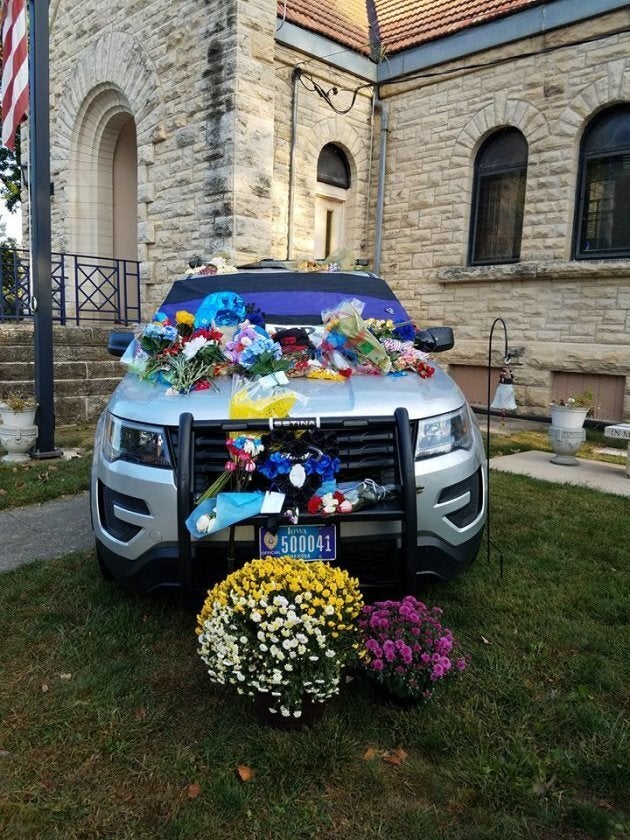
393 322 416 342
305 454 340 481
259 452 291 479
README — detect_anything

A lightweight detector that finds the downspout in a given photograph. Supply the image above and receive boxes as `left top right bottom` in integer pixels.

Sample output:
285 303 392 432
373 94 388 275
286 67 301 260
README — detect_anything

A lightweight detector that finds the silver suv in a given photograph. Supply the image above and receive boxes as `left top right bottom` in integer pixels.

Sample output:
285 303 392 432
91 269 486 602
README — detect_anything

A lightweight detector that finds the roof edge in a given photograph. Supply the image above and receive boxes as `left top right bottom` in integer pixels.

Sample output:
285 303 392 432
377 0 630 82
275 19 378 82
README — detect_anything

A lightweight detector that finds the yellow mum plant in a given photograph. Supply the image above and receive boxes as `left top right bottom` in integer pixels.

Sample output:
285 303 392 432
197 557 363 719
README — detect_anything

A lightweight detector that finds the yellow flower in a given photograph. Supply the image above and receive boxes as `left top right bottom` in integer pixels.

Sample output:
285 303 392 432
176 310 195 326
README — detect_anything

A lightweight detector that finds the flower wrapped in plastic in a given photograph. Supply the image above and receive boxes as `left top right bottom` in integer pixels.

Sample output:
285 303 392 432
185 433 265 536
196 557 364 718
321 299 391 374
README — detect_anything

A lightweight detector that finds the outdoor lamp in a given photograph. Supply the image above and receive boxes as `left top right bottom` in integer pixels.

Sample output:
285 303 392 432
490 358 517 411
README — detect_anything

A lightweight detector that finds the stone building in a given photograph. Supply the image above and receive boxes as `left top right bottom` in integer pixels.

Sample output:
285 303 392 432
44 0 630 419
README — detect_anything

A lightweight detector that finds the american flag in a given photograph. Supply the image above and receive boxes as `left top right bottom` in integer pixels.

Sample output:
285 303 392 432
1 0 28 150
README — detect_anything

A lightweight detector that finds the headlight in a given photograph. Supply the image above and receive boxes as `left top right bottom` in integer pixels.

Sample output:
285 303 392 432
415 406 473 459
102 413 171 468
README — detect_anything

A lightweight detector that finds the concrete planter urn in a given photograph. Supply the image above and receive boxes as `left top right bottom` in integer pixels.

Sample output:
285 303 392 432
549 405 589 466
0 405 38 428
0 424 37 462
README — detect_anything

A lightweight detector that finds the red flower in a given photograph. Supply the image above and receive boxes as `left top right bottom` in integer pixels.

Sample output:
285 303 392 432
307 496 322 514
339 368 352 378
193 379 211 391
415 362 435 379
333 490 345 503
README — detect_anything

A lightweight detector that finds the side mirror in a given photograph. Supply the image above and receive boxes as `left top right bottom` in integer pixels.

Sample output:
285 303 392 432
414 327 454 353
107 331 134 358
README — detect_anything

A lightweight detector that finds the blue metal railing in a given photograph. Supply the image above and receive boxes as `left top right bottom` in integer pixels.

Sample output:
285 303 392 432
0 247 141 325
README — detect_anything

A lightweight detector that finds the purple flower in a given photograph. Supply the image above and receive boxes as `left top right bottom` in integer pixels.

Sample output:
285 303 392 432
382 640 396 661
431 664 445 681
365 639 381 656
371 659 384 671
456 659 467 671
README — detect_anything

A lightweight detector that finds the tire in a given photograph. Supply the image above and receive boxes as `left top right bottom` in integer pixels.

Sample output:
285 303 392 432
95 540 115 581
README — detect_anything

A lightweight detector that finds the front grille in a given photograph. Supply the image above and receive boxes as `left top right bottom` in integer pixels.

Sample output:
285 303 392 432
98 482 149 542
169 424 400 499
439 467 483 528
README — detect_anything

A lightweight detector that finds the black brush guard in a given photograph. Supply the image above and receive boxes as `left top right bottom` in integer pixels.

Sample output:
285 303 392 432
176 407 417 610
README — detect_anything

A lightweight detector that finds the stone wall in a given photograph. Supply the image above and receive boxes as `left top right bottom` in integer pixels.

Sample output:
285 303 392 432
0 325 127 425
377 10 630 416
42 1 630 418
272 45 375 261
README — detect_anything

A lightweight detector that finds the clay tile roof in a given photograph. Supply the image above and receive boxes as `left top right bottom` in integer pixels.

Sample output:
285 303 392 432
277 0 547 58
277 0 372 56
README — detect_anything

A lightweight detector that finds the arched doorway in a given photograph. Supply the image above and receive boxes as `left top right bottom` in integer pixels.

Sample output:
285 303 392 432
112 117 138 261
69 86 138 318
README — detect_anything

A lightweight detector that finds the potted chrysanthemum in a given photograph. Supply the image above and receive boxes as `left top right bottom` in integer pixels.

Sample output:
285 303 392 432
196 556 363 728
358 596 469 704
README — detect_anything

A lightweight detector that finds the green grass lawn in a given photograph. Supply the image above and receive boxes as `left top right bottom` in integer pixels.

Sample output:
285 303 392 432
1 472 628 839
0 424 93 511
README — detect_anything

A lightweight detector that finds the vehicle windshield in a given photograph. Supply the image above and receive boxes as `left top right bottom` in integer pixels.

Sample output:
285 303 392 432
156 271 410 326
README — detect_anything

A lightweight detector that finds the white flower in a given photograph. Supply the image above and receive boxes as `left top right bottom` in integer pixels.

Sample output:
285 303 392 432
289 463 306 488
293 710 302 718
324 605 335 616
325 650 336 658
182 335 208 360
280 707 290 717
196 513 214 533
252 611 262 623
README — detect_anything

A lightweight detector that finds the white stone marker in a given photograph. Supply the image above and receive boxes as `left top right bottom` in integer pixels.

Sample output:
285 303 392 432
604 424 630 478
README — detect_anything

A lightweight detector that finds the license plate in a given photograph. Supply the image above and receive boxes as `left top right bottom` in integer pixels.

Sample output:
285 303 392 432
259 525 336 562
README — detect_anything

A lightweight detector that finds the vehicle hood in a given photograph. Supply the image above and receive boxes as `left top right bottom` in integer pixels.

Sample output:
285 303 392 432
107 366 467 427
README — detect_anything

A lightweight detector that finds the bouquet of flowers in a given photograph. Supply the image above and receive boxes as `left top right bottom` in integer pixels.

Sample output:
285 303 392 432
320 299 391 374
136 310 230 392
196 557 364 719
186 433 265 536
358 596 469 701
258 429 341 511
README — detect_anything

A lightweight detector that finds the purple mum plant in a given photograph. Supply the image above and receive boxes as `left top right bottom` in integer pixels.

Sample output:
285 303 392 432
358 596 469 701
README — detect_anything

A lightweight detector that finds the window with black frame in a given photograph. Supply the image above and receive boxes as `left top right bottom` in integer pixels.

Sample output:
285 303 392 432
575 106 630 259
469 128 528 265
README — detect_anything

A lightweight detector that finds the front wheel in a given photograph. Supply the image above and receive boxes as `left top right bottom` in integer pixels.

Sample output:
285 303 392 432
95 540 115 581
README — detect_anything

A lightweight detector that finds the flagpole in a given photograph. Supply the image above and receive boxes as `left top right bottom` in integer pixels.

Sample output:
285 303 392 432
28 0 58 457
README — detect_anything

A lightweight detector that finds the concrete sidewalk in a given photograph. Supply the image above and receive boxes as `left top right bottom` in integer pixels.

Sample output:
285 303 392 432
490 450 630 496
0 492 93 572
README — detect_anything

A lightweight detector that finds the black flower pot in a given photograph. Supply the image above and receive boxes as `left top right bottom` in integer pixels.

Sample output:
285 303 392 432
371 682 423 709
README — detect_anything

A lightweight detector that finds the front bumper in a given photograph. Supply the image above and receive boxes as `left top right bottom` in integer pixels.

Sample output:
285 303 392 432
91 414 486 594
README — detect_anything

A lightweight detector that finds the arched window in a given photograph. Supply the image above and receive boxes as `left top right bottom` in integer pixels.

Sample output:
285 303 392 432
315 144 351 259
468 128 528 265
574 105 630 259
317 144 351 189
